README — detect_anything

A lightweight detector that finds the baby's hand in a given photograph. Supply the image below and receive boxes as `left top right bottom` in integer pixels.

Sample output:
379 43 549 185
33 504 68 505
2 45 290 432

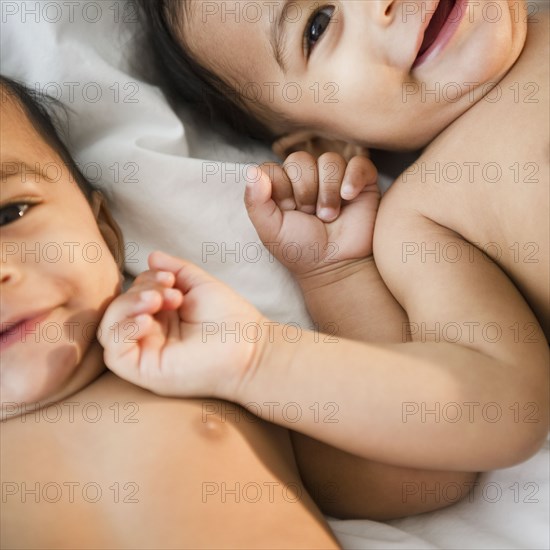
245 152 380 278
98 251 265 399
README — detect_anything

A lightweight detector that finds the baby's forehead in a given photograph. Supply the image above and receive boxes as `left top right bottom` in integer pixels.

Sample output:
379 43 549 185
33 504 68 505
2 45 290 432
184 0 276 31
0 95 79 198
0 95 55 166
184 0 283 22
182 1 277 76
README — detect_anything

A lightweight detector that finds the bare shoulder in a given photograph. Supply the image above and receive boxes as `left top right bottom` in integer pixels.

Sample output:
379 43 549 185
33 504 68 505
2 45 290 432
522 6 549 77
374 5 549 333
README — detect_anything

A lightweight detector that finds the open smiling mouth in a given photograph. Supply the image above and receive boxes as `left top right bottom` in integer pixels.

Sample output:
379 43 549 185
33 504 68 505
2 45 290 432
414 0 459 67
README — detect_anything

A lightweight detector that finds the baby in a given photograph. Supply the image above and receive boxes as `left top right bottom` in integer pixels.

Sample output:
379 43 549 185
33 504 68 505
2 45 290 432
119 0 549 519
0 77 340 549
0 76 124 412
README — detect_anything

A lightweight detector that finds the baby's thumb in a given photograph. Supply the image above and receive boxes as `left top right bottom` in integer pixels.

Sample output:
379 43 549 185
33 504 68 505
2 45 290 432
244 165 283 244
244 165 272 211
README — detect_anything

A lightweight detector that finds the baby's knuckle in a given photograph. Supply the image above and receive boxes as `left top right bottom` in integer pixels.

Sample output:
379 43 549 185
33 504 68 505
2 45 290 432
285 150 314 167
133 273 149 285
355 156 377 173
318 151 344 166
349 162 370 179
324 189 341 203
295 188 313 203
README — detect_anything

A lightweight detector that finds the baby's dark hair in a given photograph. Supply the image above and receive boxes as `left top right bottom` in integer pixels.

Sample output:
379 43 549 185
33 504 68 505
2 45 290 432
135 0 287 145
0 75 94 201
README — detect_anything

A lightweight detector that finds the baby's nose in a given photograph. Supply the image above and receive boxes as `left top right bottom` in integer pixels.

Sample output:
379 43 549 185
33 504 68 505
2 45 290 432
0 259 22 286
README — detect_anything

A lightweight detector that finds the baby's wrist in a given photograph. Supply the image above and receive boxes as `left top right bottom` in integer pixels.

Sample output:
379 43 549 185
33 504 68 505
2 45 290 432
229 319 296 407
215 314 274 402
295 256 376 294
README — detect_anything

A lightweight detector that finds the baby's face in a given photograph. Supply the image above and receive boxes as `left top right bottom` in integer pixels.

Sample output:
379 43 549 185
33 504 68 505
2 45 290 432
0 97 121 410
182 0 527 150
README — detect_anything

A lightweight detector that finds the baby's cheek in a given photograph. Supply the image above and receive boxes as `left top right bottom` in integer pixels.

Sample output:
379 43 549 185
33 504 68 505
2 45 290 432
72 256 121 315
1 343 77 405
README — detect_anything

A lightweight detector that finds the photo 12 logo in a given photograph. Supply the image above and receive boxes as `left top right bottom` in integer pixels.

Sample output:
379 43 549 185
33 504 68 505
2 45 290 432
1 1 139 24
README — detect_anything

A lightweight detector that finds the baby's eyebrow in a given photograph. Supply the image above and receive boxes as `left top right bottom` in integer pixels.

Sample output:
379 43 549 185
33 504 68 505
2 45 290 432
270 0 291 75
0 159 54 184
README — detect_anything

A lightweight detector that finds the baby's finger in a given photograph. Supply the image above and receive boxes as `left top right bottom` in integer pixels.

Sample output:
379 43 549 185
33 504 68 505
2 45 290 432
341 156 378 200
283 152 318 214
107 315 150 348
99 285 180 348
99 289 163 347
133 269 176 289
316 153 347 222
100 313 155 383
161 287 184 310
258 163 295 210
148 251 222 295
125 276 182 310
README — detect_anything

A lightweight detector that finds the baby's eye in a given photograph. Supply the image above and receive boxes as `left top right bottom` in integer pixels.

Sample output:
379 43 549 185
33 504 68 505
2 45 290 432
0 203 31 227
304 5 335 57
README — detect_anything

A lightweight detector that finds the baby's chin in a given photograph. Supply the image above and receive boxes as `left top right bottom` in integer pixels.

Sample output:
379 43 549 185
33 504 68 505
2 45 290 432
1 346 83 415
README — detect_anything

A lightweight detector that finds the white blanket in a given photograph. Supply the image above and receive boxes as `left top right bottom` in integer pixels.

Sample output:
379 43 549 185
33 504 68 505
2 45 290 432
1 1 548 548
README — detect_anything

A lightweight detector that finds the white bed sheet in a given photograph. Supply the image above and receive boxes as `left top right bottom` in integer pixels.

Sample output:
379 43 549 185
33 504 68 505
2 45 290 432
1 2 548 548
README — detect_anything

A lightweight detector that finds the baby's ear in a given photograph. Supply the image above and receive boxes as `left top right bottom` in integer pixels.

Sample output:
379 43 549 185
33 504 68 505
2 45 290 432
272 130 369 161
90 191 125 270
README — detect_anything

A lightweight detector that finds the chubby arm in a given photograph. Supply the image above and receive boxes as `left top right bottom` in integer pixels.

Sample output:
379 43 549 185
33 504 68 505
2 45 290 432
101 226 548 473
234 189 549 471
297 256 409 343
